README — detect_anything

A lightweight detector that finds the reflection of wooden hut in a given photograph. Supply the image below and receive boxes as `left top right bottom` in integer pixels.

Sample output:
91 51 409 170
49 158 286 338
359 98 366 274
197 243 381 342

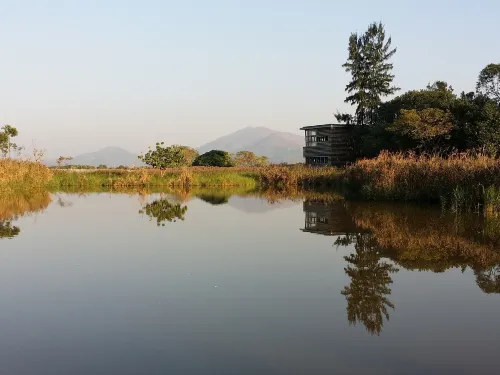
301 200 359 235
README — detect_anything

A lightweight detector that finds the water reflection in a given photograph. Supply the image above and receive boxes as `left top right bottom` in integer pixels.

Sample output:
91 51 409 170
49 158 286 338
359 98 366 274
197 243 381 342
0 220 20 239
337 233 398 335
302 199 500 335
0 191 52 240
475 266 500 294
139 197 188 226
196 193 230 205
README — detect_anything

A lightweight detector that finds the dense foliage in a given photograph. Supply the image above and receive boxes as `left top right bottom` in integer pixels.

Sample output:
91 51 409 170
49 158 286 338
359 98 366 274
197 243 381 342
336 22 398 126
193 150 234 167
354 81 500 157
139 143 199 169
336 22 500 158
139 143 186 169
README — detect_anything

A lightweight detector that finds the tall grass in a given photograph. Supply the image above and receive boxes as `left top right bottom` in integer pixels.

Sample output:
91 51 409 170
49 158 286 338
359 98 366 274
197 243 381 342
50 167 260 189
258 164 339 188
342 151 500 208
0 159 52 195
50 165 339 190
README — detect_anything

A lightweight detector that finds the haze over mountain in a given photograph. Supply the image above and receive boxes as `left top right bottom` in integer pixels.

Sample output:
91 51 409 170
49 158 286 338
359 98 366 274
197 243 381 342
197 126 304 164
50 127 304 166
53 146 143 167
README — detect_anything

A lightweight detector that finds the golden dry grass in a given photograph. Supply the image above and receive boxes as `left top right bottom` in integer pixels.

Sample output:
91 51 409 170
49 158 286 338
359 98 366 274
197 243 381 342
0 159 52 190
342 151 500 203
0 191 52 220
347 202 500 270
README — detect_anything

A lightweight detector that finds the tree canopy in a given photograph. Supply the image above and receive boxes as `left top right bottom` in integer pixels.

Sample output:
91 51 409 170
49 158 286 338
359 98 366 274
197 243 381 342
193 150 234 167
139 143 186 169
337 22 398 126
232 151 269 167
477 63 500 103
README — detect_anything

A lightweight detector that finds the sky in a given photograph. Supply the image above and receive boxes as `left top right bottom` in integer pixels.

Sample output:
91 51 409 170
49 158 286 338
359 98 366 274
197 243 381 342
0 0 499 158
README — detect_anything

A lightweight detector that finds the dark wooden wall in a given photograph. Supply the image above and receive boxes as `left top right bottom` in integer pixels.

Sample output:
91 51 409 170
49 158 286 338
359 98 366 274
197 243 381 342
303 126 354 166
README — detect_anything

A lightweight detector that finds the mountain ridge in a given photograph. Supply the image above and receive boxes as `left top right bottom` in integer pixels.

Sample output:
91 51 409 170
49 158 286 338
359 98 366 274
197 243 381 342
197 126 303 164
49 127 304 166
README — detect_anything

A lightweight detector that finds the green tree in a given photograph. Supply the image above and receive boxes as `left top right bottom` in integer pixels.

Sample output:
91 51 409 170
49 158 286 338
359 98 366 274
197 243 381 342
193 150 235 167
359 81 458 156
232 151 269 167
477 63 500 103
0 125 21 158
389 108 454 151
139 143 186 169
337 22 399 126
453 92 500 154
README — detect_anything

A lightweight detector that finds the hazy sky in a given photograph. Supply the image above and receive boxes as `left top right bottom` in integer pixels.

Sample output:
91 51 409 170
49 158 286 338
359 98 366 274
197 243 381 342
1 0 499 158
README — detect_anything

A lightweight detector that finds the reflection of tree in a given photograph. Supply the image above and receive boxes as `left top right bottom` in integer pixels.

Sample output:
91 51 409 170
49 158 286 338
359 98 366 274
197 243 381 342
139 198 187 226
474 266 500 294
0 220 20 239
336 233 398 336
196 194 229 205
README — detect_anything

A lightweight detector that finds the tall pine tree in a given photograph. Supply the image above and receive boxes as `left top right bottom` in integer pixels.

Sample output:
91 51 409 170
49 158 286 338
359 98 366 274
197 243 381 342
337 22 398 126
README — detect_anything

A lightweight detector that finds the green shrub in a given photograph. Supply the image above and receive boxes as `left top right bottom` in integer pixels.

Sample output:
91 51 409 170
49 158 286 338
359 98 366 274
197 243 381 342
193 150 234 167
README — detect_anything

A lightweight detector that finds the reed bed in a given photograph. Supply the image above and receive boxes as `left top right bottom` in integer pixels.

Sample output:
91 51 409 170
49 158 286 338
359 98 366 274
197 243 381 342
258 164 339 188
50 167 259 189
0 159 52 193
342 152 500 208
346 202 500 271
49 165 339 190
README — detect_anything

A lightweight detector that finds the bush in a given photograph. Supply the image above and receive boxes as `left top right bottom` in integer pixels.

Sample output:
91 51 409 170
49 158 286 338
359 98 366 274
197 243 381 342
193 150 234 167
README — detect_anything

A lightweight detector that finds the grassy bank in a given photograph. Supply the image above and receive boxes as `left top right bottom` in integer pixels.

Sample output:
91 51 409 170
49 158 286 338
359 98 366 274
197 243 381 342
341 152 500 210
48 165 339 190
49 167 259 189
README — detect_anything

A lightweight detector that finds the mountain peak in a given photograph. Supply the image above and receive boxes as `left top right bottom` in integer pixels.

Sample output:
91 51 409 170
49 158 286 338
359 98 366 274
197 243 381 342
67 147 143 167
198 127 303 164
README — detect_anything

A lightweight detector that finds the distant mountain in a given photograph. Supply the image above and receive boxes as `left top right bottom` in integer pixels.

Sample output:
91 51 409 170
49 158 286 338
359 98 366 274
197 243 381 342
67 147 142 167
197 126 304 164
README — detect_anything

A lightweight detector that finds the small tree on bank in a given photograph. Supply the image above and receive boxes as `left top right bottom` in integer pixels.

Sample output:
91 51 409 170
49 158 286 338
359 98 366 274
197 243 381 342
139 143 186 169
0 125 22 158
57 156 73 168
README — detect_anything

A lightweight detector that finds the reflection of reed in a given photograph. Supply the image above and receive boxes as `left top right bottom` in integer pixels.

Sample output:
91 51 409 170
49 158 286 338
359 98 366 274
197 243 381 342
303 200 500 335
346 203 500 271
0 191 52 240
0 191 51 220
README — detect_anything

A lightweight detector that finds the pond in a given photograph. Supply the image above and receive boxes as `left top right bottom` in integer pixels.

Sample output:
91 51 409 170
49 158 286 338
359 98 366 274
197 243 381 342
1 189 499 374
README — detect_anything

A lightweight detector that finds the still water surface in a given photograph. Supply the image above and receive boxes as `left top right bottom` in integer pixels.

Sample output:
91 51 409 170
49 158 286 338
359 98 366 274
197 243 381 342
1 191 499 374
